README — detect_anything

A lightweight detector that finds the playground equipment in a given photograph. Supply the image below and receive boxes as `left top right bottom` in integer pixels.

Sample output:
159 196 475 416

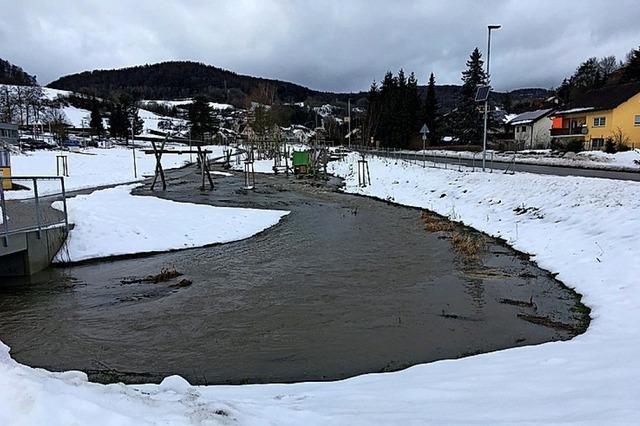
292 151 311 175
0 149 10 190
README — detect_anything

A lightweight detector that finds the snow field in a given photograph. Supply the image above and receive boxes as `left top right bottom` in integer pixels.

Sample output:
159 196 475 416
53 184 290 263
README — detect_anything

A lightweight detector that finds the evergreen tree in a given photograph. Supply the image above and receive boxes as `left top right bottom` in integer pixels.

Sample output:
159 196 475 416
423 72 440 145
189 96 215 141
366 70 421 149
108 103 128 140
452 47 487 145
363 81 381 145
621 46 640 83
406 71 421 145
89 101 104 136
378 71 397 147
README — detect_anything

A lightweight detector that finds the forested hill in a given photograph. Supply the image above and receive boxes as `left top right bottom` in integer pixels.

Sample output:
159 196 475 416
48 60 553 111
47 61 358 106
0 58 37 86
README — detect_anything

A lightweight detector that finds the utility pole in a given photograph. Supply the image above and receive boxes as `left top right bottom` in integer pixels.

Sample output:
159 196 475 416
188 129 192 163
483 24 501 172
347 98 351 149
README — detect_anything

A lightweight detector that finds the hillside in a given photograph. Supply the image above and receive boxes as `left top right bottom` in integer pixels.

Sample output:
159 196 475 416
48 61 358 107
0 58 37 86
48 61 553 112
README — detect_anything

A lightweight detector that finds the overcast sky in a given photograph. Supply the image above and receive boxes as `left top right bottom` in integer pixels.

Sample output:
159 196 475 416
1 0 639 93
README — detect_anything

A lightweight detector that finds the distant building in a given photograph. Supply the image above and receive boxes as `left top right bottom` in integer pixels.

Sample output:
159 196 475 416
550 82 640 150
0 123 19 148
508 109 555 149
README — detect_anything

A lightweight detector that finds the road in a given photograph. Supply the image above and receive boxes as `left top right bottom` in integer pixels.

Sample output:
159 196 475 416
358 149 640 182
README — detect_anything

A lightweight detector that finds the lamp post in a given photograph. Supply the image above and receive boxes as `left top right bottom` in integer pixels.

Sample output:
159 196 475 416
482 24 501 171
131 117 137 178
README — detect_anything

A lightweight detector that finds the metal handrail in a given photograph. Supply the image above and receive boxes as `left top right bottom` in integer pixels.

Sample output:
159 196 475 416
0 175 69 246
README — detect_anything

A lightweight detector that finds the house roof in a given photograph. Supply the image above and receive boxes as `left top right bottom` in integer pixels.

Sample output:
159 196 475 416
557 82 640 114
508 108 554 126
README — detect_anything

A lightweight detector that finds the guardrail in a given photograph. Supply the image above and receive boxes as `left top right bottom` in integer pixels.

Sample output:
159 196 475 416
0 176 69 247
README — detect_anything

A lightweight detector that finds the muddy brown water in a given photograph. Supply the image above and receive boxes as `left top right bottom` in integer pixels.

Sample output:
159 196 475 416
0 165 589 385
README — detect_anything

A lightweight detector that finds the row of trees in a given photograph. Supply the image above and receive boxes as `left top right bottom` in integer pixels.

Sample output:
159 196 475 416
0 85 48 125
0 58 37 86
365 70 421 149
365 47 490 148
558 45 640 102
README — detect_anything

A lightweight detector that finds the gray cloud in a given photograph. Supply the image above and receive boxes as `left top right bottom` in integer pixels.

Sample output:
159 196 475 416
1 0 639 92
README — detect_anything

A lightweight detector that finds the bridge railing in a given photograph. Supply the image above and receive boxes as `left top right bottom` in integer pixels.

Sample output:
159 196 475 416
0 176 69 247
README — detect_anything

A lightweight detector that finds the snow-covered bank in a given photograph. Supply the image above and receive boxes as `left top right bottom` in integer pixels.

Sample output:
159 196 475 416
1 153 639 424
53 184 289 263
6 145 228 199
408 147 640 172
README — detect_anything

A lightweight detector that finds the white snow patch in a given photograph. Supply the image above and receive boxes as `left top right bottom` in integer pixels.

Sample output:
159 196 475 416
53 184 289 263
5 146 229 199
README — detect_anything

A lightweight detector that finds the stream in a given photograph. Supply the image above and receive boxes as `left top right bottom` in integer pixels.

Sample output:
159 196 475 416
0 165 589 385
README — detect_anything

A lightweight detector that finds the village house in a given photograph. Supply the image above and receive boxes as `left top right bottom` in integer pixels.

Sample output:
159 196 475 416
509 108 555 149
0 122 19 147
550 82 640 150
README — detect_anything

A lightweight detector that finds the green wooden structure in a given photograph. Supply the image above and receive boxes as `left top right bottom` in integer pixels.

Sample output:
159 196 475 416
292 150 311 175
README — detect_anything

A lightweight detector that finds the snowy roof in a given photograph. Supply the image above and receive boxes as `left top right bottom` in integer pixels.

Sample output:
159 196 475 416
508 109 554 126
555 107 595 115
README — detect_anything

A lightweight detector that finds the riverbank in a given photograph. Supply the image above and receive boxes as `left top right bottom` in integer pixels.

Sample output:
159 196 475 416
1 154 637 425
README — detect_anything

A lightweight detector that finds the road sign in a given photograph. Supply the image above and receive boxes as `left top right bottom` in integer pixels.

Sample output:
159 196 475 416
420 123 430 136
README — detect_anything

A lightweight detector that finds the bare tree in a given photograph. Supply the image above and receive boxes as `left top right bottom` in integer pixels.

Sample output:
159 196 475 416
249 82 278 106
611 127 631 150
42 107 70 146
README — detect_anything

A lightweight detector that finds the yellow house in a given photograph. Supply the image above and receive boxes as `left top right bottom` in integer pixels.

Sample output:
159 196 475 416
550 82 640 150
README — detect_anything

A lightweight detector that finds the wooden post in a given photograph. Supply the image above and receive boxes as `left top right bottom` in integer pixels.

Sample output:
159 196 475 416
196 145 214 190
150 137 167 191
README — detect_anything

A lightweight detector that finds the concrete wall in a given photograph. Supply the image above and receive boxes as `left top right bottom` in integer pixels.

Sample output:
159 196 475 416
0 226 67 276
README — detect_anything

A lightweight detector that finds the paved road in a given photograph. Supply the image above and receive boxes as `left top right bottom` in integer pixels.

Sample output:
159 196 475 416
359 149 640 182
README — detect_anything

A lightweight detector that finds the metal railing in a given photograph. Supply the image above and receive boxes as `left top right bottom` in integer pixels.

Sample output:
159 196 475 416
347 144 501 174
0 176 69 247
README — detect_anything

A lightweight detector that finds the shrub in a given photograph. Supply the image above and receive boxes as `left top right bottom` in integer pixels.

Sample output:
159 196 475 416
604 138 616 154
566 139 584 153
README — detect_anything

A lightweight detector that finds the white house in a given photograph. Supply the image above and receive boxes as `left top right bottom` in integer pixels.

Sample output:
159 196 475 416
509 108 554 149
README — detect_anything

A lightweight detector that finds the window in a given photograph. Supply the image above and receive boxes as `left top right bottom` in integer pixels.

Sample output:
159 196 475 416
593 117 606 127
635 115 640 126
591 138 605 149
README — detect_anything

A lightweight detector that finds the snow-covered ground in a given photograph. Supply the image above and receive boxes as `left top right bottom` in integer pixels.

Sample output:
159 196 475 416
231 158 277 174
5 145 228 199
2 153 640 424
141 99 234 111
53 184 289 263
409 148 640 172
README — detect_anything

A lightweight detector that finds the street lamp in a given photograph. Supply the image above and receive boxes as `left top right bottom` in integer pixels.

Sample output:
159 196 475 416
482 24 501 171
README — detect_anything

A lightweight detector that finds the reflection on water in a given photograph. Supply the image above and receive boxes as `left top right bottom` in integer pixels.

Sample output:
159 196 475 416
0 168 587 385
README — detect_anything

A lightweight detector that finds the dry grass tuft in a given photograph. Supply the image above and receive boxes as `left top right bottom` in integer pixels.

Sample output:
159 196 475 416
421 211 455 233
451 232 486 258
